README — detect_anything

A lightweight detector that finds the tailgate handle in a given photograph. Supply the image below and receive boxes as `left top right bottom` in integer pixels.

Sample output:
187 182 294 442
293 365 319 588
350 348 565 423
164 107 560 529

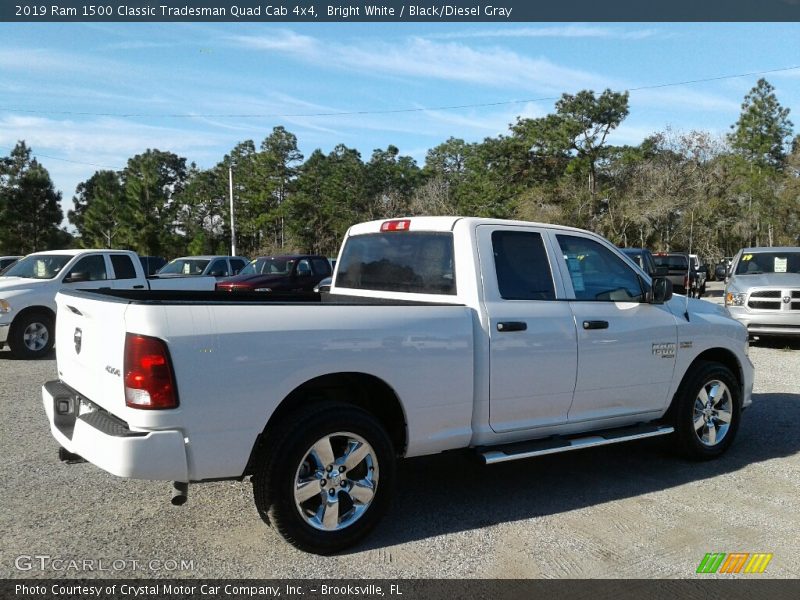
583 320 609 330
66 305 83 316
497 321 527 332
133 285 145 289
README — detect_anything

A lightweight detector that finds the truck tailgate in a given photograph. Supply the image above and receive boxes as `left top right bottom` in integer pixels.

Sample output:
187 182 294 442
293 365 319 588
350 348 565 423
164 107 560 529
54 289 129 415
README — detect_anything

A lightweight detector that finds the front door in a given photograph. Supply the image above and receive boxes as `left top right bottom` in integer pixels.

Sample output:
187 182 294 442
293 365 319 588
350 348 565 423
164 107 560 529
551 233 678 423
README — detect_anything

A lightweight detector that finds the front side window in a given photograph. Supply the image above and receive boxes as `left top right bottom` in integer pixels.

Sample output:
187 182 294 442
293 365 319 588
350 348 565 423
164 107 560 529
492 230 555 301
337 232 456 295
65 255 107 281
557 235 644 302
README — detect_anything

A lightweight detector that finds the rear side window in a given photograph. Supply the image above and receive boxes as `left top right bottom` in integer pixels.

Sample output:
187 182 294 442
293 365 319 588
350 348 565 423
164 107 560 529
492 231 555 301
230 259 246 274
337 232 456 295
207 258 229 276
312 258 332 276
110 255 137 280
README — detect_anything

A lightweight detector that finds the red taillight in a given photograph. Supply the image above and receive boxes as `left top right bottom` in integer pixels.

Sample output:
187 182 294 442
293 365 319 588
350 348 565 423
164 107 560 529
124 333 178 410
380 219 411 232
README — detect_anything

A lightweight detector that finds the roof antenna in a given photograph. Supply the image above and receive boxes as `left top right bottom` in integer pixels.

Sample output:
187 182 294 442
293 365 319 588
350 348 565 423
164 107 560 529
684 260 691 322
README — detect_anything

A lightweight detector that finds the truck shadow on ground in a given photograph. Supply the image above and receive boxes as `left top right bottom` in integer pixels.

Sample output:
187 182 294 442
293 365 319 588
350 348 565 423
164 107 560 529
354 392 800 552
748 337 800 351
0 348 55 360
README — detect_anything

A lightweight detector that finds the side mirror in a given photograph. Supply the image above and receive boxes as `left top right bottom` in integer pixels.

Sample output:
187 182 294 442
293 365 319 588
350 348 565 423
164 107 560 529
649 277 673 304
209 270 225 277
699 265 708 273
65 271 89 283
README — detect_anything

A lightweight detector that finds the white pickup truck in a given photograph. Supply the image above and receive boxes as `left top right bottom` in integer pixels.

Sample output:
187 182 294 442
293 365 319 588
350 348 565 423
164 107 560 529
1 249 216 358
43 217 753 554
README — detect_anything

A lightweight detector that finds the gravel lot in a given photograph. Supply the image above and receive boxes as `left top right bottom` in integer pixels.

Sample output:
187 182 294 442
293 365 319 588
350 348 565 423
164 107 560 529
1 280 799 579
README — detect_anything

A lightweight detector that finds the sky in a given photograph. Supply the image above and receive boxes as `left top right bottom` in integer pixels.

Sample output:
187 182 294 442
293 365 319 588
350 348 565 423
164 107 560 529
1 22 800 224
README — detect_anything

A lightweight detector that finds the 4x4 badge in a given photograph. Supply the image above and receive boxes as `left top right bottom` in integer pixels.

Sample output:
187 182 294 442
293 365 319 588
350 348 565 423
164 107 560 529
73 328 82 354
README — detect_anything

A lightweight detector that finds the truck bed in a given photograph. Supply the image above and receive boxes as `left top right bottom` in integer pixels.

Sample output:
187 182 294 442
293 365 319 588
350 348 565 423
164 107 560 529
64 288 461 307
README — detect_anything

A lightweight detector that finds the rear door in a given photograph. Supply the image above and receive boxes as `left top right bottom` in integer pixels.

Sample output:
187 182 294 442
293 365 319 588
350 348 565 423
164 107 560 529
109 253 145 290
551 232 678 422
478 225 578 432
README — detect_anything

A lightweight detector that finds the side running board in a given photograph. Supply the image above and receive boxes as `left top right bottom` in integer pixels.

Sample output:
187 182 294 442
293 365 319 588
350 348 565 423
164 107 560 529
480 423 674 464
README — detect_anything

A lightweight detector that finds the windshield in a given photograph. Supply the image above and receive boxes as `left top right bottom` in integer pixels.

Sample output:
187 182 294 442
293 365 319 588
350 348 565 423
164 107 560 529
735 251 800 275
239 258 296 276
2 254 72 280
158 258 210 275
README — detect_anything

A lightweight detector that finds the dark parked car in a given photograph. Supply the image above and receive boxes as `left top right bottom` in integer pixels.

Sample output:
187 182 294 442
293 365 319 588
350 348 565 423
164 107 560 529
216 255 332 293
620 248 660 278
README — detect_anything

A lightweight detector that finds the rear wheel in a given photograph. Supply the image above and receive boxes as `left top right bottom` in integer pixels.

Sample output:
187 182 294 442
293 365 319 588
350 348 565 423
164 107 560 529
8 312 54 359
672 362 741 460
252 403 395 554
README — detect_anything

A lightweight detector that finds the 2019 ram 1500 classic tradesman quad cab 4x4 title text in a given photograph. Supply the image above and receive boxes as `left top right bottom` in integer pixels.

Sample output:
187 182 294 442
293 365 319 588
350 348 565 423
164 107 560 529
0 250 217 359
43 218 753 554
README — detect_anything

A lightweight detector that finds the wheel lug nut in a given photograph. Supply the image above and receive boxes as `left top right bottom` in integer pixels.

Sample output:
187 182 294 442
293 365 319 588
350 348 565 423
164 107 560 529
339 466 345 472
320 480 325 487
326 465 332 472
328 489 335 496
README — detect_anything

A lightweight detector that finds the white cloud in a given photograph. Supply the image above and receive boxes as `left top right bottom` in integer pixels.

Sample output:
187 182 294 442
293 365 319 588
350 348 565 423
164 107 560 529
427 25 660 41
229 33 614 94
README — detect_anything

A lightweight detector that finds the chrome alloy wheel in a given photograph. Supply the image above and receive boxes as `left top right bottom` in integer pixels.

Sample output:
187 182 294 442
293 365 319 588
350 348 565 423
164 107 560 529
693 379 733 446
293 432 379 532
23 321 49 352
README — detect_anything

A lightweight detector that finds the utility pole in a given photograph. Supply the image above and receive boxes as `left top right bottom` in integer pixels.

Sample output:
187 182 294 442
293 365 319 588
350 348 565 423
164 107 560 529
229 165 237 256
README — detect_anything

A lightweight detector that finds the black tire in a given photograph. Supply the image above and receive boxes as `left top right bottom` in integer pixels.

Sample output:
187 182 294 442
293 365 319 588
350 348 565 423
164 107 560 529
671 361 741 460
252 402 396 554
8 312 55 359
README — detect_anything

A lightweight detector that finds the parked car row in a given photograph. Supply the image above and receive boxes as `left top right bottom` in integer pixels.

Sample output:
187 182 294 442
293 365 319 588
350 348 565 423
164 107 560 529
617 248 706 298
0 249 221 359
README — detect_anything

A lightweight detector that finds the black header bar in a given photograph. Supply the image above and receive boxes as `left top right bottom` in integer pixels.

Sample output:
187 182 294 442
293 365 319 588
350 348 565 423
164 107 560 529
3 1 800 22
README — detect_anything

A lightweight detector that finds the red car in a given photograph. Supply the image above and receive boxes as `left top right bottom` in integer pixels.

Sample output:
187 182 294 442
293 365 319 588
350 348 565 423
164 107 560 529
215 255 332 292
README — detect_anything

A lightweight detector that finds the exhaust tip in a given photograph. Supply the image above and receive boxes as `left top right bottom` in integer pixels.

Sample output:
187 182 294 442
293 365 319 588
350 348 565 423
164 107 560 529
171 481 189 506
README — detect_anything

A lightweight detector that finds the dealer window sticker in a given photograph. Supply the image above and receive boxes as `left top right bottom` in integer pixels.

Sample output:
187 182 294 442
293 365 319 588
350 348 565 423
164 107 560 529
565 254 585 292
774 257 788 273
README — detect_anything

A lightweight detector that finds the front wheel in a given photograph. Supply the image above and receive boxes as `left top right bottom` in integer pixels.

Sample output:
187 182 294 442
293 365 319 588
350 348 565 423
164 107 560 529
8 312 54 359
252 403 396 554
672 362 741 460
